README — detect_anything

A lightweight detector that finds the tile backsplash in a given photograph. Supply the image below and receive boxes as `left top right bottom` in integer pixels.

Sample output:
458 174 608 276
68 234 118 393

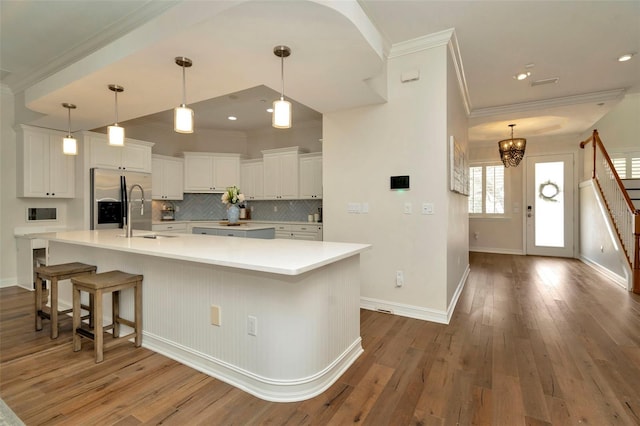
153 193 322 222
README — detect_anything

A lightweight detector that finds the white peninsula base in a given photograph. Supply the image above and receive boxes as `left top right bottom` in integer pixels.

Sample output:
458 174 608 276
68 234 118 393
44 230 369 402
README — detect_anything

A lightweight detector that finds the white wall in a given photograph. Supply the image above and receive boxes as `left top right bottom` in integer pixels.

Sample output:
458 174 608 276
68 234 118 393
324 38 464 322
245 120 322 158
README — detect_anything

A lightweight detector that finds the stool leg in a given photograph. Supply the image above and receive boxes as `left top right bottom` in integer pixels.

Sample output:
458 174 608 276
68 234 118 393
89 293 95 328
94 289 104 363
112 290 120 338
135 281 142 347
73 285 82 352
50 277 59 339
35 275 43 331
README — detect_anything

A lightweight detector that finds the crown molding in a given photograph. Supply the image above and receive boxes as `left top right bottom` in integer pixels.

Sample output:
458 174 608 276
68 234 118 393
388 28 454 59
447 31 472 116
469 88 627 119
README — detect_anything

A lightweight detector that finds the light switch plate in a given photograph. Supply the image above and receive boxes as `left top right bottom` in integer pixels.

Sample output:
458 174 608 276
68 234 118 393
210 305 221 326
404 202 412 214
422 203 434 215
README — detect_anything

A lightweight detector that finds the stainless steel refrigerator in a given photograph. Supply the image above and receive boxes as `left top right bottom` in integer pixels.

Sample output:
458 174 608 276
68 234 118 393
90 168 152 231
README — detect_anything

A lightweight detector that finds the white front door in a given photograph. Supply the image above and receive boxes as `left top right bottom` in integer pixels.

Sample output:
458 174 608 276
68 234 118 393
525 154 575 257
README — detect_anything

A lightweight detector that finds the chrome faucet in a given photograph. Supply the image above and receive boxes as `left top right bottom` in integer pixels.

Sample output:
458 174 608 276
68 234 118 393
126 184 145 238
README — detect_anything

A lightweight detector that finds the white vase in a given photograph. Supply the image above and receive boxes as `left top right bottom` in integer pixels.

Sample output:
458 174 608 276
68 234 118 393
227 204 240 224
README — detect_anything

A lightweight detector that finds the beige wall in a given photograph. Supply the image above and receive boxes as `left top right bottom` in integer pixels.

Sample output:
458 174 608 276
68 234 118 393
323 39 466 320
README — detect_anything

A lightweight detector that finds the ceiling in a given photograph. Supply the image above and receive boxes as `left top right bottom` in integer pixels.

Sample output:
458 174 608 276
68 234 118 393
1 1 638 142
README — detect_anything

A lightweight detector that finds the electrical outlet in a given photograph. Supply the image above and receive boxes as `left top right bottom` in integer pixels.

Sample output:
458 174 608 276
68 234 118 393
210 305 221 326
273 206 278 212
422 203 434 215
404 202 412 214
248 315 257 336
396 270 404 287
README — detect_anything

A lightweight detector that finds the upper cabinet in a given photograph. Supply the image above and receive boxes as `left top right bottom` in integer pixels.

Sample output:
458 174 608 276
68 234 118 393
86 132 153 173
152 155 184 200
17 125 75 198
240 160 264 200
183 152 241 193
262 147 300 200
299 153 322 199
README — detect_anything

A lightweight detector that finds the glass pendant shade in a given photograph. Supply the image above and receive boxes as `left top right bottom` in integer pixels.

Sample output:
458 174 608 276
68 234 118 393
174 105 194 133
272 98 291 129
63 136 77 155
62 102 78 155
108 124 125 146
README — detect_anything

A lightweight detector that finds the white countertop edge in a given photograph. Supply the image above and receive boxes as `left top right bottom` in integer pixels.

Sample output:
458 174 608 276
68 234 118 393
41 230 370 276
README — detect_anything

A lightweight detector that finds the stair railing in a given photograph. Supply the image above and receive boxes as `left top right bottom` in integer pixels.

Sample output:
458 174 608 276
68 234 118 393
580 129 640 293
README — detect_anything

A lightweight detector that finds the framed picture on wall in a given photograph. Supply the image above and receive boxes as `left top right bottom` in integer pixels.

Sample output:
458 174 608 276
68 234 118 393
449 135 469 196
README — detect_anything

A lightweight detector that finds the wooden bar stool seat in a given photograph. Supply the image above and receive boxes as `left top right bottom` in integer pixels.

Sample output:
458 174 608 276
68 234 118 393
71 270 143 363
35 262 97 339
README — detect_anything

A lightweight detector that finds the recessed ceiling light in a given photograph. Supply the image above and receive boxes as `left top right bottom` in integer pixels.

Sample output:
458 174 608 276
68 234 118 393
266 108 274 113
618 53 635 62
514 72 531 81
228 116 237 121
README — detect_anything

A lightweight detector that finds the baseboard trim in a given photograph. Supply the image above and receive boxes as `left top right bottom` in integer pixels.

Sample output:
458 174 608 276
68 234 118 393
579 255 629 290
470 247 524 255
0 277 21 289
361 265 471 325
142 332 363 403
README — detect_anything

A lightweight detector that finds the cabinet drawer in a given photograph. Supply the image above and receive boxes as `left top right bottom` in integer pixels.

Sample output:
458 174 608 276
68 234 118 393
152 223 187 232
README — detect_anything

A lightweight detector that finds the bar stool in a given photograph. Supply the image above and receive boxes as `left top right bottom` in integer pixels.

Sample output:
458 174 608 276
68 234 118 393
35 262 97 339
71 270 143 363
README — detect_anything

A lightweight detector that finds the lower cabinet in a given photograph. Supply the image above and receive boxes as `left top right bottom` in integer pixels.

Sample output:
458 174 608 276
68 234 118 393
152 223 187 233
191 227 275 239
273 224 323 241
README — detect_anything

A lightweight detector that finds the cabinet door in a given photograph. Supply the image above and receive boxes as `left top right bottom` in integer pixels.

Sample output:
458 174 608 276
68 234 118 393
252 162 264 199
262 156 280 199
48 135 75 198
151 157 164 199
299 156 322 199
163 159 184 200
89 135 122 170
122 143 152 172
279 152 299 199
213 156 240 191
20 130 50 196
240 163 255 198
184 156 214 191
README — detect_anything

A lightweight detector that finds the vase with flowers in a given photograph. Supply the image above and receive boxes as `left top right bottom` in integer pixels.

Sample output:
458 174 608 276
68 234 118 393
221 186 245 224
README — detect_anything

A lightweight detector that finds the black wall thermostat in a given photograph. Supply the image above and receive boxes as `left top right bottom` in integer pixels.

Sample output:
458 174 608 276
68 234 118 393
390 175 410 190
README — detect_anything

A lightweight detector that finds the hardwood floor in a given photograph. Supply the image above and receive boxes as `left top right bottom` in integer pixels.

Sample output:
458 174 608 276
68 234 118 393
2 253 640 425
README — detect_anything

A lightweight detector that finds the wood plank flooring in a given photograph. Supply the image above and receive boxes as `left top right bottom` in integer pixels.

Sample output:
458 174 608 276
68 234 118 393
2 253 640 425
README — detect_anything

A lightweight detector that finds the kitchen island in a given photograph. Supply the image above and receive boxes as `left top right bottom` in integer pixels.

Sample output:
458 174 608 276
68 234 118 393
41 229 370 402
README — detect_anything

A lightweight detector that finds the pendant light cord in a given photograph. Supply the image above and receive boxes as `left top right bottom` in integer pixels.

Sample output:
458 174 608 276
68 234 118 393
67 106 72 137
114 90 119 125
182 64 187 107
280 54 285 101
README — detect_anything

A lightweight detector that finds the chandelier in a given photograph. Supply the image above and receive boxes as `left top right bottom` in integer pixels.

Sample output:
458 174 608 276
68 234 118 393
498 124 526 167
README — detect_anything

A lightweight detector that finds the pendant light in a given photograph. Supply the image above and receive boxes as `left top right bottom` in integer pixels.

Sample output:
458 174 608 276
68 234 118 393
174 56 194 133
62 103 77 155
498 124 526 167
272 45 292 129
107 84 125 146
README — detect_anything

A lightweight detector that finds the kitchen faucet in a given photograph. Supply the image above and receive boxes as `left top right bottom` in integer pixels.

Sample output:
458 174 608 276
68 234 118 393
126 184 145 238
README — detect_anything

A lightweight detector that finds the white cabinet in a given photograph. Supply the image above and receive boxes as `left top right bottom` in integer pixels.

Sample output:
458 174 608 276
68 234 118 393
299 153 322 199
271 223 323 241
152 222 187 233
152 155 184 200
87 132 153 173
240 160 264 200
183 152 241 193
17 125 75 198
262 147 300 199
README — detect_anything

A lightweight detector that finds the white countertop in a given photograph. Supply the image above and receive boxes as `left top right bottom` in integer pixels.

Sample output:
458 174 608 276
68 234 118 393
40 229 369 276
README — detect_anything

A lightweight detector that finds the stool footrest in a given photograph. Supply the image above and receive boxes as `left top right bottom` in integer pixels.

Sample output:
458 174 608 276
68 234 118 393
75 327 94 340
104 333 137 349
116 317 135 328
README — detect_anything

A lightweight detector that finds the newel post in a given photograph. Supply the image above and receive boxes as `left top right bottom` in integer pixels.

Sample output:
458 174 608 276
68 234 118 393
634 214 640 294
591 129 598 179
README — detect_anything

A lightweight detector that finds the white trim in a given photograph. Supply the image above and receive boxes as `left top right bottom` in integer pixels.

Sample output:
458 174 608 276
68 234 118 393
0 278 19 289
361 265 470 325
447 31 472 115
579 255 629 290
469 88 626 118
142 332 363 403
388 28 454 59
470 247 525 255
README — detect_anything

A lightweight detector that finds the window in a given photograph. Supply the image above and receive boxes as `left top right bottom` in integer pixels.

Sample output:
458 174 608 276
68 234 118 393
611 152 640 179
469 164 505 215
